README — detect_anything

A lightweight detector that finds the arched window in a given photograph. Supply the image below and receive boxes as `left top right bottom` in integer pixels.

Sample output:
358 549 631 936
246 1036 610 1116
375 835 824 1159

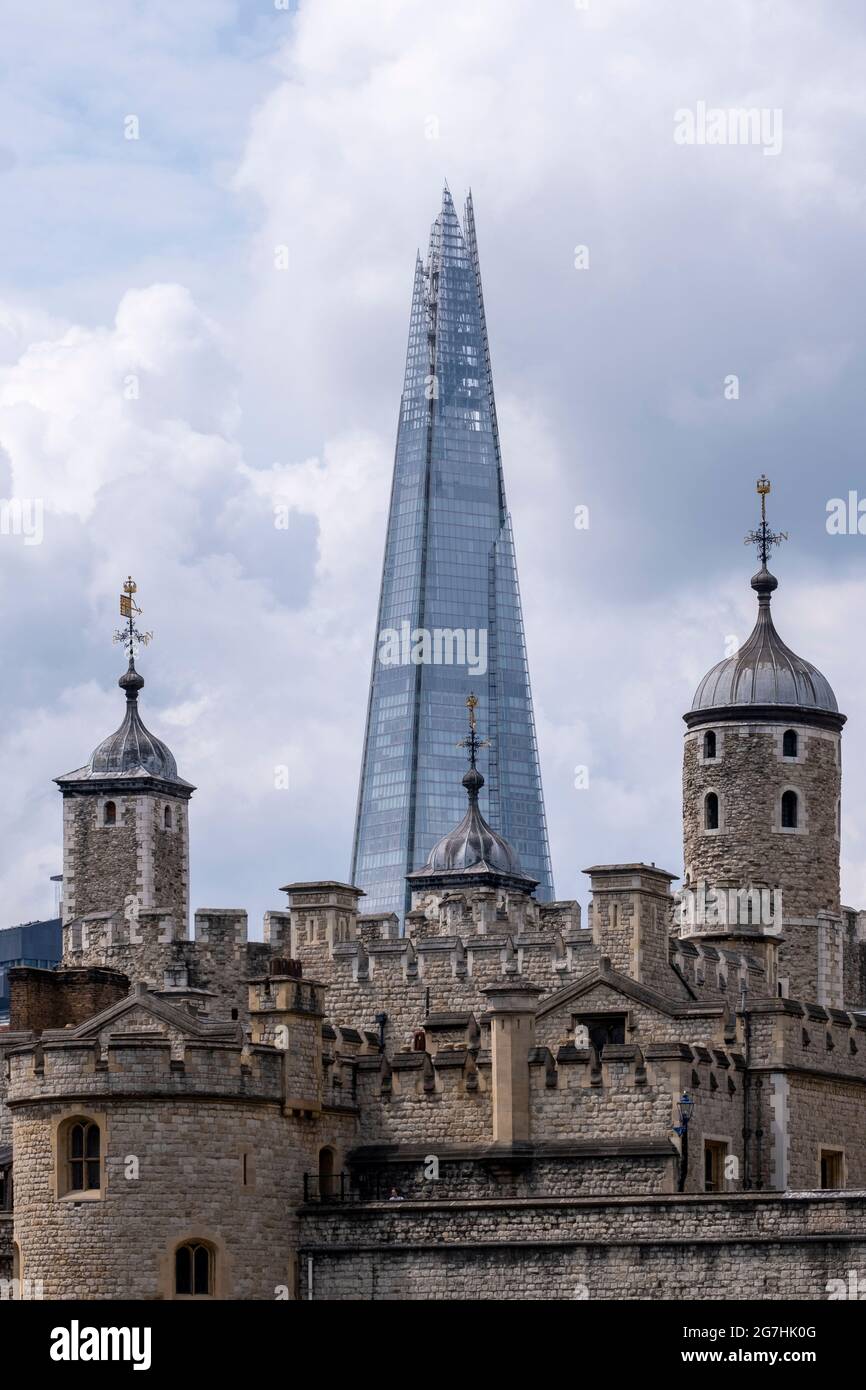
174 1241 213 1297
704 792 719 831
782 729 798 758
164 805 172 829
318 1146 336 1202
103 801 116 826
781 790 798 829
62 1118 101 1193
703 731 717 759
0 1160 11 1212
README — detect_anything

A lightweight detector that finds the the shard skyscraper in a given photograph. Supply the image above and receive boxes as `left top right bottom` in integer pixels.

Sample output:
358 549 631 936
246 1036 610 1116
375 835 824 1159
351 187 554 919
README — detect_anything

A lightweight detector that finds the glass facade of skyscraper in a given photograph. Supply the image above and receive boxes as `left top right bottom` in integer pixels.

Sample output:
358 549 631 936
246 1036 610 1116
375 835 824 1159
350 188 554 919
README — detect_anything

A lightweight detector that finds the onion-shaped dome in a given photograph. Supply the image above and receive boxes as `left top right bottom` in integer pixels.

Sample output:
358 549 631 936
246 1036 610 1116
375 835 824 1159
407 759 537 892
426 765 525 876
691 565 839 718
56 659 193 789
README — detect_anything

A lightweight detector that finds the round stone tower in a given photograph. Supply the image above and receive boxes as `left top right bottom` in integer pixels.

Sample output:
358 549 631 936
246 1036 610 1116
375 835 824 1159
682 486 845 1004
8 988 295 1300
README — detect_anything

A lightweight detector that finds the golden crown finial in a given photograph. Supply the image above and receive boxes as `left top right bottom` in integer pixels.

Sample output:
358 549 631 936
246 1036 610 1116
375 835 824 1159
114 575 153 657
745 476 786 567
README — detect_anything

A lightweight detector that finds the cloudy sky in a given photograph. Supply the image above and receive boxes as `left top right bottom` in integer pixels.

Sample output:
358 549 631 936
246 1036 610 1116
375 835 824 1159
2 0 866 932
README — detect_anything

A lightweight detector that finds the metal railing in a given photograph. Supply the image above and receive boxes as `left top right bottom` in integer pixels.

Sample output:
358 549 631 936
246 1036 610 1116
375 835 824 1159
303 1171 349 1204
302 1171 422 1204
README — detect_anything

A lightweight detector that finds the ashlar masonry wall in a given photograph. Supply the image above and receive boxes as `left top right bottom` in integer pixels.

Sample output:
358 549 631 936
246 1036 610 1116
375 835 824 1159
299 1192 866 1301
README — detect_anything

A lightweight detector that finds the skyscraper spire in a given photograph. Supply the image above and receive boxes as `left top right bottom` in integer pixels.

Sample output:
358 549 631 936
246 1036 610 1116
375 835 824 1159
350 189 554 921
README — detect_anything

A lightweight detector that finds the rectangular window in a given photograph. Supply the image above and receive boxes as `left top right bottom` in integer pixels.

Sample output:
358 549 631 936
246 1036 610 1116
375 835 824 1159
573 1014 626 1052
821 1149 844 1189
704 1140 728 1192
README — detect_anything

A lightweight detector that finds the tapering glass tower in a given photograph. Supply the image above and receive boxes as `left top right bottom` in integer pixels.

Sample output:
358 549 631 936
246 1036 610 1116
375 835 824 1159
351 187 554 919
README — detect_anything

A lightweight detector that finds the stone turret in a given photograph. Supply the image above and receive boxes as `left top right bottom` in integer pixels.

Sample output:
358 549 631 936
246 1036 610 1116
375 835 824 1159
585 863 678 994
55 654 194 955
683 485 845 1004
7 987 295 1300
406 748 539 925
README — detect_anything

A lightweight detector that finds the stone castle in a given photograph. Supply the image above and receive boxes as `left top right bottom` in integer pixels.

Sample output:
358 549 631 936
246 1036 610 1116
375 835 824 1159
3 519 866 1302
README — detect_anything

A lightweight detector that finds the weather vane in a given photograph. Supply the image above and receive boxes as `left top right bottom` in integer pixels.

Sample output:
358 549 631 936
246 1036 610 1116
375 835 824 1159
113 576 153 659
457 692 490 770
744 474 788 566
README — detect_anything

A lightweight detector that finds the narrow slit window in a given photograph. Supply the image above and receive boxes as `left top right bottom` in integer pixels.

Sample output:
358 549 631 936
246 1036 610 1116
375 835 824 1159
704 792 719 830
781 790 798 829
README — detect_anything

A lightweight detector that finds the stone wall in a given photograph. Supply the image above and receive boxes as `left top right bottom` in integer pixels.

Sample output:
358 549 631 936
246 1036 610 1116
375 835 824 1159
0 1213 12 1282
535 979 728 1051
299 1191 866 1300
289 884 593 1049
682 719 841 1001
780 1073 866 1190
61 789 190 933
342 1149 674 1200
672 935 768 1007
587 866 679 996
11 1093 293 1299
355 1051 492 1145
6 1026 360 1301
60 910 275 1022
843 908 866 1008
62 793 138 925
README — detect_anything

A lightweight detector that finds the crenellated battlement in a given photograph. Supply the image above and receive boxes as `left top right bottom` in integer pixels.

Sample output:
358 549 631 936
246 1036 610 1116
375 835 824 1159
285 876 593 1048
6 1029 284 1107
193 909 248 946
56 904 304 1024
672 934 771 1005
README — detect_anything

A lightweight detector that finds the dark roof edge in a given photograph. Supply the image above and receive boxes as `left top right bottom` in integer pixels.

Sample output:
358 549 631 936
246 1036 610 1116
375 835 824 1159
684 705 846 733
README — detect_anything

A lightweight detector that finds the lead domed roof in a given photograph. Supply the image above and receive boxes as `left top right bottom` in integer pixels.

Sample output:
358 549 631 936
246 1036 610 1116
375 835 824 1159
56 659 193 790
690 564 840 719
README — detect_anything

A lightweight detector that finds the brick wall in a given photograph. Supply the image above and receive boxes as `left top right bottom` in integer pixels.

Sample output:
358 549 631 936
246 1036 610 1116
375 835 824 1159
8 966 129 1033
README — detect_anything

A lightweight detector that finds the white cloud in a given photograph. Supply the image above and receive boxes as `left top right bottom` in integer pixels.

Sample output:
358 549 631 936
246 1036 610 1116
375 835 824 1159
1 0 866 933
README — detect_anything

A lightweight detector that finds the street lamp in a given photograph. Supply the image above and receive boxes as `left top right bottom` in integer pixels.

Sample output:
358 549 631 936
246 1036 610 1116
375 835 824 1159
676 1091 694 1132
673 1091 694 1192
